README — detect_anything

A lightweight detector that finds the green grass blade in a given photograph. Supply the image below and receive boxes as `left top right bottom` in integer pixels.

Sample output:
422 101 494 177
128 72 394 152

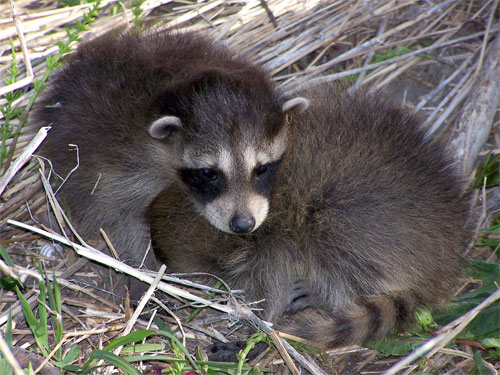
153 316 173 334
26 362 35 375
0 312 13 375
15 286 38 329
15 286 49 356
52 345 82 372
63 344 81 364
156 330 191 358
101 330 156 352
0 244 15 267
473 350 490 375
53 363 82 372
4 311 12 344
89 350 143 375
36 263 50 354
46 272 63 360
53 273 62 316
120 343 165 353
122 356 258 374
157 329 200 372
0 245 23 290
474 153 500 188
0 354 13 375
482 338 500 349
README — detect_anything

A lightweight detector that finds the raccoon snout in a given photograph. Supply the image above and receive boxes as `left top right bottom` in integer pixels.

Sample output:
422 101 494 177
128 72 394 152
229 214 255 234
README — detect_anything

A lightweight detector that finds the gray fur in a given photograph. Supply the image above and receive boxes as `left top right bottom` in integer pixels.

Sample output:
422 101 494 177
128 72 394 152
148 83 471 347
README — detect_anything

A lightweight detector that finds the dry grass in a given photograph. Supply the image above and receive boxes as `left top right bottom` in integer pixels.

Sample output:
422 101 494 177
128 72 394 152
1 1 499 374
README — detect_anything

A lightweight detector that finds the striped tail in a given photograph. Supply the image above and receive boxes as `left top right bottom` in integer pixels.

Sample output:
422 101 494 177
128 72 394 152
275 293 420 347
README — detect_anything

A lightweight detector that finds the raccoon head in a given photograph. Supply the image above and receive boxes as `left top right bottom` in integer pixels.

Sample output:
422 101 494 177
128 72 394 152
148 69 308 234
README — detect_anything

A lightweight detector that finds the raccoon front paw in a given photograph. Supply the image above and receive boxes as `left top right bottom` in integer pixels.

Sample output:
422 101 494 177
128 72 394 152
208 341 268 362
285 279 315 313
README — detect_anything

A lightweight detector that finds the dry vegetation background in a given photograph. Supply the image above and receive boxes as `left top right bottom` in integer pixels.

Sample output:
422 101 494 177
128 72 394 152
0 0 499 374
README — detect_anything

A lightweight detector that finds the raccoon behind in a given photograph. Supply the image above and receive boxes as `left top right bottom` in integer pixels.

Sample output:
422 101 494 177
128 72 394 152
33 30 306 270
148 83 471 347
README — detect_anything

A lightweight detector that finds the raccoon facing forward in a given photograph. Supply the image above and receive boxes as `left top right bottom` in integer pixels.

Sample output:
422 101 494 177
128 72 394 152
148 83 471 347
33 30 307 268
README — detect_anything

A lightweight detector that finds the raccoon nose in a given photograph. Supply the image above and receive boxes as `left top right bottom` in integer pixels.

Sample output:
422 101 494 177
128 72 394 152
229 214 255 234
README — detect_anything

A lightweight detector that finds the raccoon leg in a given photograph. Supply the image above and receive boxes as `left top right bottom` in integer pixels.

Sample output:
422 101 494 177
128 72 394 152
207 280 311 362
208 341 268 362
276 293 418 347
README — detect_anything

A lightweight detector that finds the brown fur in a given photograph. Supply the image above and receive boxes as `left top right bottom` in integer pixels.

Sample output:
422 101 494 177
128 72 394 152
33 30 297 270
148 83 471 347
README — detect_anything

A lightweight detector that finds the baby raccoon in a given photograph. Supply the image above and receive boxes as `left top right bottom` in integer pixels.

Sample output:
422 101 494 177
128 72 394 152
148 83 471 347
33 30 307 268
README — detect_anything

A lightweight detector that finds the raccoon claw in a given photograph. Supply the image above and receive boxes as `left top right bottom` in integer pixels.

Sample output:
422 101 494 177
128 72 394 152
208 341 268 362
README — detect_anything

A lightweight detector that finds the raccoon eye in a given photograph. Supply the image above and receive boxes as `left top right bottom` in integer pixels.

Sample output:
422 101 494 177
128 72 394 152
255 164 269 176
201 168 219 181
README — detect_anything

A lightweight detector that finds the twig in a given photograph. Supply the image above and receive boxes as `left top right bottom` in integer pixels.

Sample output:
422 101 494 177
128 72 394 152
6 219 235 315
151 296 187 347
100 228 120 260
236 302 327 375
270 331 299 375
285 28 497 93
0 76 33 97
475 0 499 75
424 69 476 135
0 126 49 197
383 287 500 375
367 57 419 95
413 51 477 114
38 163 89 250
8 0 33 78
353 17 388 91
33 323 127 375
124 264 166 337
112 265 167 356
285 0 457 80
449 29 500 176
259 0 278 28
53 144 80 196
463 178 488 257
163 0 224 28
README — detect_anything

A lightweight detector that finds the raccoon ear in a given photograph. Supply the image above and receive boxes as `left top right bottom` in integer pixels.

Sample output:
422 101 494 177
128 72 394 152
148 116 183 139
282 97 309 113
